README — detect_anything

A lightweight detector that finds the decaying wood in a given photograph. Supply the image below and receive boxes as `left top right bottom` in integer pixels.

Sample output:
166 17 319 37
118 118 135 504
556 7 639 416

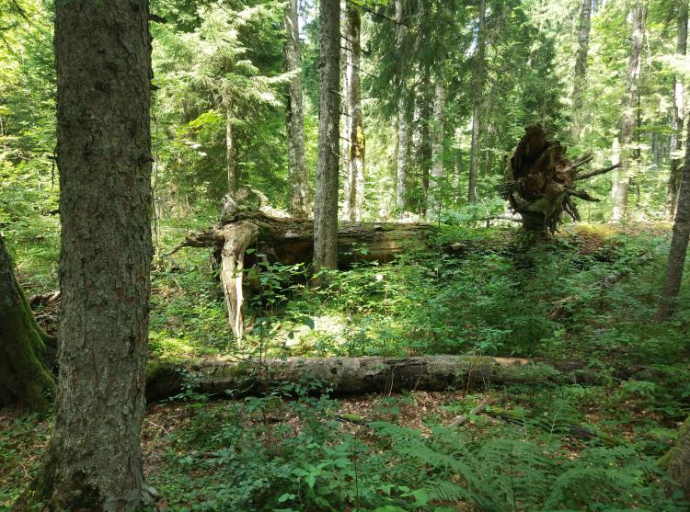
448 398 490 427
172 201 436 339
145 354 666 402
503 125 621 237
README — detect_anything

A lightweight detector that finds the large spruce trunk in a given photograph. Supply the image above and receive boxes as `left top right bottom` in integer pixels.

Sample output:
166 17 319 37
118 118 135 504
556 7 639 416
0 234 55 411
571 0 592 139
313 0 340 277
19 0 155 510
428 75 446 219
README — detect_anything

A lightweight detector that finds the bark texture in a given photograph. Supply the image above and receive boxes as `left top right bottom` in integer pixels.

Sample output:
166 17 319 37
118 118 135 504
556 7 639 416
667 0 688 219
314 0 340 277
468 0 486 204
395 0 409 216
428 76 446 219
571 0 592 139
174 207 435 338
611 2 646 223
145 355 665 401
225 103 238 198
0 234 55 411
655 115 690 322
503 125 617 238
345 2 365 222
22 0 155 510
285 0 310 218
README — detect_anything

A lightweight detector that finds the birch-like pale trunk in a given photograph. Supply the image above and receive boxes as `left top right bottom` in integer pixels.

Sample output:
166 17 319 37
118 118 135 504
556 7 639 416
428 77 446 220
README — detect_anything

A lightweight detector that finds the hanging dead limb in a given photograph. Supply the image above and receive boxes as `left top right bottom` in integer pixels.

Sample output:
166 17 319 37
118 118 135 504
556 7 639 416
503 125 621 238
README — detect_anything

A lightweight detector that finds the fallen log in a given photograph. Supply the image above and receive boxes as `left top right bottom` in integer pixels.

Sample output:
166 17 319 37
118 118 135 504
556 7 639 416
170 192 437 340
144 354 666 402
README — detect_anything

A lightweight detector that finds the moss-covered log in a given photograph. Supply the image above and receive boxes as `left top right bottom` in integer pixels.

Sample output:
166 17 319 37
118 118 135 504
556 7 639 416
503 125 620 238
0 234 56 410
664 416 690 501
144 355 658 401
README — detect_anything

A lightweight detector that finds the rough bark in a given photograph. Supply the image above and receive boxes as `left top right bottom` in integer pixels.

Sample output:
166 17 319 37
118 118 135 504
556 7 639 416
571 0 592 139
19 0 155 510
0 234 55 411
503 125 618 238
285 0 310 218
468 0 486 204
667 0 688 219
346 2 365 222
655 115 690 322
428 76 446 219
144 355 669 401
314 0 340 278
611 2 646 223
395 0 409 216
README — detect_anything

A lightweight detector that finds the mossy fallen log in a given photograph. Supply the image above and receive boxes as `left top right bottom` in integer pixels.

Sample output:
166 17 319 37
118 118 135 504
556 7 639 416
144 355 659 402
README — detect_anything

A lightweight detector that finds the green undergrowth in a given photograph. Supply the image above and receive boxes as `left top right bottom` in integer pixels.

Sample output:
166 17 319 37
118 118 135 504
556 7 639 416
2 379 687 511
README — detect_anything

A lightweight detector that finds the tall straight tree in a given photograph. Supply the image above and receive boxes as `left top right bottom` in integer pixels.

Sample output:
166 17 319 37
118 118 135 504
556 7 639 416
345 1 365 222
468 0 486 204
19 0 155 509
571 0 592 139
313 0 340 276
395 0 410 216
655 115 690 322
611 1 645 222
428 75 446 219
285 0 309 218
667 0 688 219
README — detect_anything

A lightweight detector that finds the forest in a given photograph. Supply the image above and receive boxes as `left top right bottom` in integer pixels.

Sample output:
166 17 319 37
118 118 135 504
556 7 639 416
1 0 690 510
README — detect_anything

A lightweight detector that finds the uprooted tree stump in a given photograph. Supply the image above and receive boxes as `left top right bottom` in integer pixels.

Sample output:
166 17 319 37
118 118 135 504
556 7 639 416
502 124 620 239
170 190 437 341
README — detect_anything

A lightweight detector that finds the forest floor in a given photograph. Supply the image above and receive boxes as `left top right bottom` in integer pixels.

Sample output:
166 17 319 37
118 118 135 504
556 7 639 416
2 219 689 511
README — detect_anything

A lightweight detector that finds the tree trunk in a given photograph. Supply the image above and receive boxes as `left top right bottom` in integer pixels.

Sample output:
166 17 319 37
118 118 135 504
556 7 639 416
346 2 365 222
468 0 486 204
654 115 690 322
428 76 446 220
395 0 408 217
144 355 667 401
0 234 55 411
571 0 592 139
611 1 645 223
285 0 309 219
19 0 155 509
226 104 238 198
667 0 688 220
313 0 340 279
